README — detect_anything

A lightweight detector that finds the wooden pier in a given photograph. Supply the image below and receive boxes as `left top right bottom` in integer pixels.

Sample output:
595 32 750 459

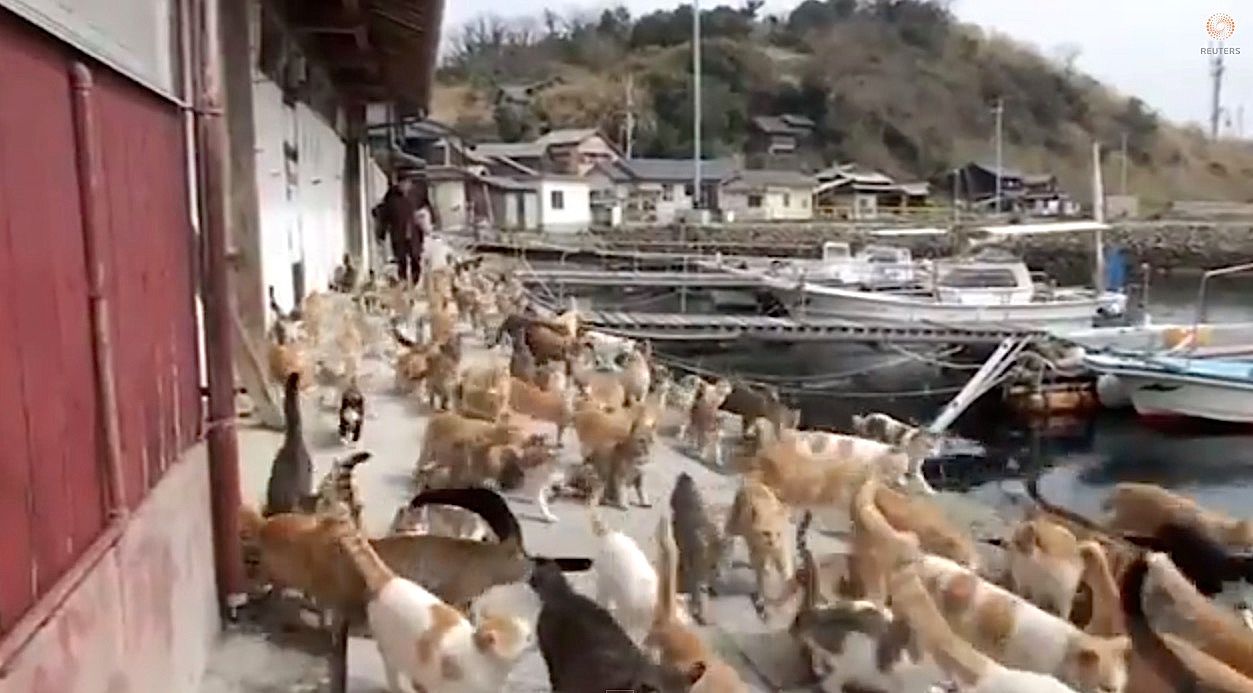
517 267 760 289
566 308 1040 345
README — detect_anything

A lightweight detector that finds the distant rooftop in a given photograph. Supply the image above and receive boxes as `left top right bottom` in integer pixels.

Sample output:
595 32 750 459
752 114 815 135
612 157 739 183
722 169 816 189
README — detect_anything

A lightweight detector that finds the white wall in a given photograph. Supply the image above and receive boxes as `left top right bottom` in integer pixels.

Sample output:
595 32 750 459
253 74 349 320
294 102 346 295
721 186 813 221
538 179 590 233
431 180 467 231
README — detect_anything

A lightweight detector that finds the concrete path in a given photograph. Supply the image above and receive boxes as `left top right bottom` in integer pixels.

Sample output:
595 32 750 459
201 328 841 692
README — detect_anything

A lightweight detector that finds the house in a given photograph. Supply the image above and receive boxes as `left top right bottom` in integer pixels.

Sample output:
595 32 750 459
470 128 621 177
479 175 540 231
950 162 1025 210
1021 173 1078 217
749 114 815 156
719 170 816 221
536 175 591 233
814 164 899 219
533 128 621 175
494 77 564 107
589 158 740 225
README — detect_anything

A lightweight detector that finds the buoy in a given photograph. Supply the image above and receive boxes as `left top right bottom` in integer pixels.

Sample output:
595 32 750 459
1096 373 1130 408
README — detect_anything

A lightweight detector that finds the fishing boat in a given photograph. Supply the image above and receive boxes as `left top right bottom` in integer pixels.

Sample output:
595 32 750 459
1073 261 1253 423
741 221 1128 330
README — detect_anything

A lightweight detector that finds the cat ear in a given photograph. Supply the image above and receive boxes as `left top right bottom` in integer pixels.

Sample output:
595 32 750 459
1075 645 1101 671
685 661 707 684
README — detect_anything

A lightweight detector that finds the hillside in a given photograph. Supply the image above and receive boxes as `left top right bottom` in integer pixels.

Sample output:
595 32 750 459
433 0 1253 208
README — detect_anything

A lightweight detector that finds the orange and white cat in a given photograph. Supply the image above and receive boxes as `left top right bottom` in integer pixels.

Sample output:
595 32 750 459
332 503 536 692
1009 518 1084 619
888 565 1081 693
915 552 1131 693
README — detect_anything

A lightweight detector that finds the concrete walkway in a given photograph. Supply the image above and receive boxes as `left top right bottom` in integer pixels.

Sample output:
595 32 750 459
199 323 850 691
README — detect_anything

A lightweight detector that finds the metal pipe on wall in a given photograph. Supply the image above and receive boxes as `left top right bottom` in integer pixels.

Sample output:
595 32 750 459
69 62 128 518
190 0 245 608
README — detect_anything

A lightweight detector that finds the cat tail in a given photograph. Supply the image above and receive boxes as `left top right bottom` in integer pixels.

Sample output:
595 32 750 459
391 324 418 349
587 496 610 538
1025 470 1105 535
654 516 679 629
282 371 302 437
331 501 395 596
852 476 919 560
1119 555 1202 689
316 452 372 520
797 511 818 615
887 566 989 688
408 488 522 550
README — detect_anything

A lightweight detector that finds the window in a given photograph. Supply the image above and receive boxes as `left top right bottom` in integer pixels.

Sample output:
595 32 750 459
662 185 674 202
747 194 763 208
550 190 565 210
783 193 791 207
683 183 694 198
802 197 809 208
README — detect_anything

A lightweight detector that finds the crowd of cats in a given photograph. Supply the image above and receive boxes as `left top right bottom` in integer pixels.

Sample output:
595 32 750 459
242 249 1253 692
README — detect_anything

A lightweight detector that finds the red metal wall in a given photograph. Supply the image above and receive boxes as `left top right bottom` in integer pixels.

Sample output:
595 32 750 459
0 10 201 636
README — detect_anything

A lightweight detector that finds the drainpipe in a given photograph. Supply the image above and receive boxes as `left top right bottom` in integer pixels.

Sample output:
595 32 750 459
69 63 128 519
192 0 245 609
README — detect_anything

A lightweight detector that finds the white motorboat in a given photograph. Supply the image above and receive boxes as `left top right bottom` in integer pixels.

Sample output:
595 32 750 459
1071 261 1253 423
1081 352 1253 423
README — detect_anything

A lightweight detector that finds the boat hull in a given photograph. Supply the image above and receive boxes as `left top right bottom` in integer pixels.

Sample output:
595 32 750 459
773 282 1116 330
1084 355 1253 424
1117 375 1253 424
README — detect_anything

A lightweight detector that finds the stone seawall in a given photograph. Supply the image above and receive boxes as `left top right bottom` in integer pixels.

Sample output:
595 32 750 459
595 222 1253 285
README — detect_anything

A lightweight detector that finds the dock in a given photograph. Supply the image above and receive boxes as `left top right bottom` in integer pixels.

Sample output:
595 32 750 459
560 307 1040 345
517 267 762 288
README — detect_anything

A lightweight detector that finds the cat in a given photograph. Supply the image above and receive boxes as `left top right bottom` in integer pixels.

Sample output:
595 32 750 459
1010 517 1085 619
314 451 372 527
788 507 945 693
529 560 693 692
724 478 794 618
1139 550 1253 679
337 375 365 444
1105 483 1253 551
914 553 1131 692
1120 555 1253 692
264 372 314 516
1078 541 1125 637
588 501 659 642
649 516 749 692
331 502 536 693
888 564 1082 693
669 473 726 623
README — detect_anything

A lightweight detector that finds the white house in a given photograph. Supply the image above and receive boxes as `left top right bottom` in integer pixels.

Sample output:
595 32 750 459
718 169 816 221
537 175 591 233
587 158 739 225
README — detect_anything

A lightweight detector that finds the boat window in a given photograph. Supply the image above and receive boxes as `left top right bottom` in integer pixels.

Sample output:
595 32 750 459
938 267 1020 288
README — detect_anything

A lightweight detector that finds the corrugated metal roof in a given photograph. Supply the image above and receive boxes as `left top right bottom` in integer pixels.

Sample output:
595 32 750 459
618 157 739 182
722 169 816 189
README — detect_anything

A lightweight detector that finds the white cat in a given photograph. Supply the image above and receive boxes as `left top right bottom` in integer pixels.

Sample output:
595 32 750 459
588 506 658 642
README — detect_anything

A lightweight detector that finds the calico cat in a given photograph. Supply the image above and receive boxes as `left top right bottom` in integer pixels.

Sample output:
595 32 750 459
314 451 372 526
790 509 944 692
337 375 365 444
332 502 535 693
529 560 693 693
265 372 314 515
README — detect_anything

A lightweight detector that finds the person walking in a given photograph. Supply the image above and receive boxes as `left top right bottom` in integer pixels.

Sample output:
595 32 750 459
372 170 423 284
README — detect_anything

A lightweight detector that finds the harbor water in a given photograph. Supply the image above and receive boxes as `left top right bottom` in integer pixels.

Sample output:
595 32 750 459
658 273 1253 519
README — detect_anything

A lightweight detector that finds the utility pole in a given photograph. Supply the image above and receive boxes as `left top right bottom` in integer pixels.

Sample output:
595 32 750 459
624 73 635 159
1092 141 1106 293
1210 43 1225 140
993 97 1004 213
1119 131 1128 195
692 0 702 210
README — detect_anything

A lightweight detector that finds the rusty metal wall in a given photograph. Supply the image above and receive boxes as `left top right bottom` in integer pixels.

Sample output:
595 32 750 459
0 10 200 638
